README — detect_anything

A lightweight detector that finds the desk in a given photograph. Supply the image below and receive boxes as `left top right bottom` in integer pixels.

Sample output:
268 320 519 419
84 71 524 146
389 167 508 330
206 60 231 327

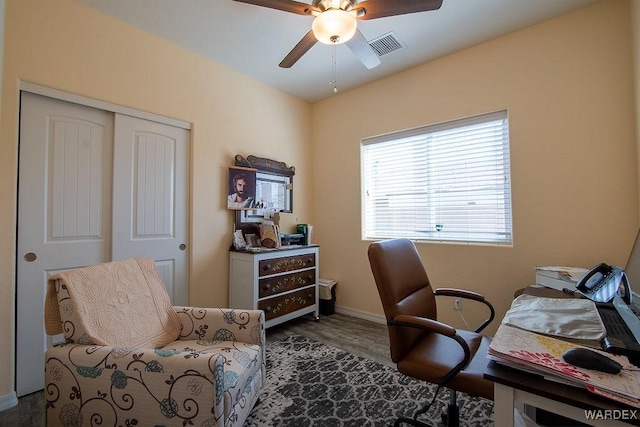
486 360 640 426
485 287 640 426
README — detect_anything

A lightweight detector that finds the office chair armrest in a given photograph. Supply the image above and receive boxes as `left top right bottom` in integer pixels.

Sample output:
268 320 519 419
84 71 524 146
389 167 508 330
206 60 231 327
392 314 456 337
390 314 472 386
433 288 496 334
434 287 484 301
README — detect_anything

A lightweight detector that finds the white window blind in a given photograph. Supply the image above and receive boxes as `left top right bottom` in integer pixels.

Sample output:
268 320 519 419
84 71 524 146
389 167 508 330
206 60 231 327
361 110 512 244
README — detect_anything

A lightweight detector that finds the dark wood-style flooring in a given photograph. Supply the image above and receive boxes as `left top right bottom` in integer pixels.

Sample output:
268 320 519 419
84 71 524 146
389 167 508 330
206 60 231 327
0 313 392 426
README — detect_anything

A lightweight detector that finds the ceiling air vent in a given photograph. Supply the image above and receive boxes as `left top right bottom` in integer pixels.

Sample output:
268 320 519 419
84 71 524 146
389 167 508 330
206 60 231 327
369 32 406 57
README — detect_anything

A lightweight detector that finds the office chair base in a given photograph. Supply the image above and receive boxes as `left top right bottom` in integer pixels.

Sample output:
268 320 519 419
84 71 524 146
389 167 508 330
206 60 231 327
393 416 435 427
440 402 460 426
392 403 460 427
392 413 460 427
393 389 461 427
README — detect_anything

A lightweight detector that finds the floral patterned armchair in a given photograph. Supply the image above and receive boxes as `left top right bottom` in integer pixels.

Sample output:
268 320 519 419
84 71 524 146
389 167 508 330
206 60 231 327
44 258 265 427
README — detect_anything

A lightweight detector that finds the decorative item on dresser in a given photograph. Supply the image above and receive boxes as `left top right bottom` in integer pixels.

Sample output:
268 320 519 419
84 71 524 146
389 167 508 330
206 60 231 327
229 245 319 328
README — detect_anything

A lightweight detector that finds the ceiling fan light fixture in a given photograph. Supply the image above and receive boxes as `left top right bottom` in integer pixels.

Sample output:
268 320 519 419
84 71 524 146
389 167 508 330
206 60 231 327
312 9 357 45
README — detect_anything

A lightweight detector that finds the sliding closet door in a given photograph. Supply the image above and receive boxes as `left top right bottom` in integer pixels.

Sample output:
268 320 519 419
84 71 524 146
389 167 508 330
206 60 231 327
16 93 190 397
16 92 114 396
112 114 189 305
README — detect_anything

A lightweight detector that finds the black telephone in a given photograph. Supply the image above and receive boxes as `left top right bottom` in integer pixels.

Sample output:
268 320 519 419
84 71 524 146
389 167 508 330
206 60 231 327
576 263 631 304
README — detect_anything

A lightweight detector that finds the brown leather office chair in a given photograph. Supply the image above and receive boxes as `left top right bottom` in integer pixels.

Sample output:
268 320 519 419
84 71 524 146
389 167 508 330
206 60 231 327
368 238 495 427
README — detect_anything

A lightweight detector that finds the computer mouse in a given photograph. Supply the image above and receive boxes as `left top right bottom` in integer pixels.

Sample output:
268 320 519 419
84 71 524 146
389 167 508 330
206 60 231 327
561 347 622 374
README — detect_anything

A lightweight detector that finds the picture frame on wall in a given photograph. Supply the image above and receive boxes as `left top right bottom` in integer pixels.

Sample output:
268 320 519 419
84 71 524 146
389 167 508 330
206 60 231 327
227 166 258 210
233 154 295 232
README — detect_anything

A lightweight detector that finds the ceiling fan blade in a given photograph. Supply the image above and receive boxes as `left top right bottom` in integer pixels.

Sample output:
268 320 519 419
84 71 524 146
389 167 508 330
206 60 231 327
353 0 443 20
279 31 318 68
233 0 316 15
346 29 381 69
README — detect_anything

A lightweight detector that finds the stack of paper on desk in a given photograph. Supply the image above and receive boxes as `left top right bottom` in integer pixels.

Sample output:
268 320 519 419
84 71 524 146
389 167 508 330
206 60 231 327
535 266 588 291
488 324 640 408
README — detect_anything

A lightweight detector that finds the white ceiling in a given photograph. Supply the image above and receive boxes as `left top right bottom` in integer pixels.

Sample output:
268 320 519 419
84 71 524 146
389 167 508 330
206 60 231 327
77 0 598 103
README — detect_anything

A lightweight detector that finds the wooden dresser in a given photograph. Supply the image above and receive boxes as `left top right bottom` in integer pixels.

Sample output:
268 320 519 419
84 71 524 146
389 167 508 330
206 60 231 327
229 245 319 328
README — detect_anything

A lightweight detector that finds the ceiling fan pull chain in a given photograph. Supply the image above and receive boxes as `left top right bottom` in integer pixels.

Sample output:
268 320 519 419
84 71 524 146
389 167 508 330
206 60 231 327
331 45 338 93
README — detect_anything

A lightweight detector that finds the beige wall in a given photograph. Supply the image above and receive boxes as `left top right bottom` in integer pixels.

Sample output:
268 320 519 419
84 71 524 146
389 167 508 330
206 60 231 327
311 0 638 332
0 0 312 399
634 0 640 207
0 0 4 107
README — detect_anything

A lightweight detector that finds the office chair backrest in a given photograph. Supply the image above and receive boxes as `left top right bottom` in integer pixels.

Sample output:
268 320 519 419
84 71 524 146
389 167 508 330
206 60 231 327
368 238 437 362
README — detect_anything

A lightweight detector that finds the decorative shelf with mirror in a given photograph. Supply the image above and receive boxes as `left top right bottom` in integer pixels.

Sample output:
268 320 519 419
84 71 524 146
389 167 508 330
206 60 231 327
233 154 295 232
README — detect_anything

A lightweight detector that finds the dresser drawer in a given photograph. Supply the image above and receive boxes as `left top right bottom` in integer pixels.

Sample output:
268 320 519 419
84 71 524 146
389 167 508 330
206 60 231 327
259 269 316 298
258 253 316 276
258 287 316 321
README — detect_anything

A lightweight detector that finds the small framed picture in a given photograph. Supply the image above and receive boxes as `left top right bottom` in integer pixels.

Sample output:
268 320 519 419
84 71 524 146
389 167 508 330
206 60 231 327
227 166 257 210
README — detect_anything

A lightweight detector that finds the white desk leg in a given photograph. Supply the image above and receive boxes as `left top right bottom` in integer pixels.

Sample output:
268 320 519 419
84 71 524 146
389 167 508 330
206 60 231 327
493 383 515 427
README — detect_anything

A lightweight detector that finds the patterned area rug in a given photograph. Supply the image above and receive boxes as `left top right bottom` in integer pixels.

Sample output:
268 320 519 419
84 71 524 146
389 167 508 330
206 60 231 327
245 335 494 426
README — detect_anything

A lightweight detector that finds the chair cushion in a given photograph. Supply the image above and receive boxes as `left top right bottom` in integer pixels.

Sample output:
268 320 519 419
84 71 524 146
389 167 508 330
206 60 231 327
45 258 181 348
397 330 494 400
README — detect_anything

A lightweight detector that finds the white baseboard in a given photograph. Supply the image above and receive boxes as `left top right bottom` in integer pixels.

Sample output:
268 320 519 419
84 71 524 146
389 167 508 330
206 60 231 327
334 305 386 325
0 391 18 413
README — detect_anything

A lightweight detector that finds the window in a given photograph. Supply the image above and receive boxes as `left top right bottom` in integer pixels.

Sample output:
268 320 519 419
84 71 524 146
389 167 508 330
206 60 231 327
361 110 512 244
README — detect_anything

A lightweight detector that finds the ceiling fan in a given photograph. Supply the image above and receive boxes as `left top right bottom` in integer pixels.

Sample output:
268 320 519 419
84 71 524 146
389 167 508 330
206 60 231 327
233 0 443 69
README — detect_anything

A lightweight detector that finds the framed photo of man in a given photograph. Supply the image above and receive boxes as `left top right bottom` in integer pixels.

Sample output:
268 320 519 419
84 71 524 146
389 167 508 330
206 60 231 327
227 166 257 210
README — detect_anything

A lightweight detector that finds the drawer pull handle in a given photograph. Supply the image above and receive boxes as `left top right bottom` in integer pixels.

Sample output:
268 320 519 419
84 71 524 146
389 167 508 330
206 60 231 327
307 258 312 264
307 276 312 282
263 264 272 270
263 283 271 290
264 306 272 312
307 294 313 299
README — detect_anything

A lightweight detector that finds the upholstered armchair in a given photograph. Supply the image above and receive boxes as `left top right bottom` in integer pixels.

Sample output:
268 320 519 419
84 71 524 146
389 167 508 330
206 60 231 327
44 258 265 427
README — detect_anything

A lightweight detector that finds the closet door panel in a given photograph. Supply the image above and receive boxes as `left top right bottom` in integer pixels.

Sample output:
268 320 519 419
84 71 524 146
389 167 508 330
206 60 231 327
112 114 189 306
16 92 113 396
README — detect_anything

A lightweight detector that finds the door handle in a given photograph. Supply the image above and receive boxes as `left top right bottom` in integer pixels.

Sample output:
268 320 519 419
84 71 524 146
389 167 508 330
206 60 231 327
24 252 37 262
179 244 187 251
